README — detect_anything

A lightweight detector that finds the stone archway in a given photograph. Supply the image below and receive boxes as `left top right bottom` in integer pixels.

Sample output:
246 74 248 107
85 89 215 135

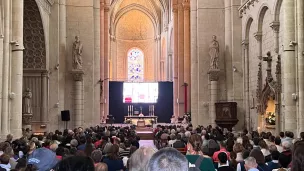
23 0 48 131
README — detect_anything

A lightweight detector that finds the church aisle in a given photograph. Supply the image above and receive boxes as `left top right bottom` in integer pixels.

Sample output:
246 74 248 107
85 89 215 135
139 140 155 148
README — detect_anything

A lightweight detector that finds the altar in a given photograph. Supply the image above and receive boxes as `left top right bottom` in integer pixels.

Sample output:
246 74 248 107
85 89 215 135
124 116 158 126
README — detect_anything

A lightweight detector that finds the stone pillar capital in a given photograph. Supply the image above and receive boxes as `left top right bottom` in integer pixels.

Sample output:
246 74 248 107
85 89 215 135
41 70 49 77
254 32 262 41
71 70 84 81
270 21 280 33
208 69 220 81
110 35 116 41
155 35 161 41
172 5 178 13
100 2 105 9
164 24 168 31
242 39 249 49
178 3 184 10
183 2 190 10
104 5 110 12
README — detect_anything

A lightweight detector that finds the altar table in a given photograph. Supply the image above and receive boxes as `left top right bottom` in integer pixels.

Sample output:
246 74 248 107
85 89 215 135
124 116 158 126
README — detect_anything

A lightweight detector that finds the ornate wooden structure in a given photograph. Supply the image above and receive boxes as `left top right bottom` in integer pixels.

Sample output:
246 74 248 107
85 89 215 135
215 102 239 130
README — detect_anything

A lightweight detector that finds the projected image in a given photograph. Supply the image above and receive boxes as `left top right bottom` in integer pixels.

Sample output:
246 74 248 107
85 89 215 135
123 83 158 103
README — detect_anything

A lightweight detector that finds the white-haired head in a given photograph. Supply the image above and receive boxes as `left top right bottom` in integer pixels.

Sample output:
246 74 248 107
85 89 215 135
245 157 258 170
282 141 292 151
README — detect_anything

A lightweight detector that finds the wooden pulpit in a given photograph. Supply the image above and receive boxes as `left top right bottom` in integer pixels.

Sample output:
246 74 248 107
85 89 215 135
215 102 239 130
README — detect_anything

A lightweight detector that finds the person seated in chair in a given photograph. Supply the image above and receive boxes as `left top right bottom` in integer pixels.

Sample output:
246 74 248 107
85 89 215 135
217 152 234 171
139 113 144 117
173 134 186 149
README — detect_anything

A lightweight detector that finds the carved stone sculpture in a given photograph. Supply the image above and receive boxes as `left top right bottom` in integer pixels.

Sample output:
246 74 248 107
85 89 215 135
209 35 219 69
73 36 83 70
22 88 32 114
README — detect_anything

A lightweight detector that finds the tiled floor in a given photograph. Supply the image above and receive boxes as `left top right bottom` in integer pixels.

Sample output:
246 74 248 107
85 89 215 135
139 140 155 148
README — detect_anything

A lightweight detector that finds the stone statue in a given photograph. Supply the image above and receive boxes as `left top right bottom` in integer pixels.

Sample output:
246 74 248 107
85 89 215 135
73 36 83 70
209 35 219 69
22 88 32 114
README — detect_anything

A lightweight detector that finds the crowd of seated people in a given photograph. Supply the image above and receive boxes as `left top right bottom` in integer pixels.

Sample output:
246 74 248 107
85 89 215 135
153 124 304 171
0 124 303 171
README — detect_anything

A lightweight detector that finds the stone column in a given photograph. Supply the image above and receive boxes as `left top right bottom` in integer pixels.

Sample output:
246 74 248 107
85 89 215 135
0 35 3 127
158 36 161 80
283 0 297 133
270 22 280 54
242 40 250 130
154 36 160 81
100 1 105 120
224 0 233 100
183 1 190 113
297 0 304 133
168 54 172 81
59 0 66 113
104 4 109 117
178 3 185 117
94 0 101 123
173 2 178 118
1 0 10 137
41 71 48 124
254 32 263 60
110 36 117 80
270 23 281 133
10 0 24 137
72 70 84 128
209 69 220 127
190 0 198 126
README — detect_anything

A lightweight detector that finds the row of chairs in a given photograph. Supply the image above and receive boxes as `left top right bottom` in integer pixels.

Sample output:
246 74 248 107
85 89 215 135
153 137 187 155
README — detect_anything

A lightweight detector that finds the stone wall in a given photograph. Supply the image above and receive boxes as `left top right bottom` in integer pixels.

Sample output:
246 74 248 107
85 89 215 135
191 0 226 126
241 0 284 131
65 0 100 128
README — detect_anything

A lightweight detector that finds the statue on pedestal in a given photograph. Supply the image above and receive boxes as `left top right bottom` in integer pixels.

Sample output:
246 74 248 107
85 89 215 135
209 35 219 69
22 88 32 114
73 36 83 70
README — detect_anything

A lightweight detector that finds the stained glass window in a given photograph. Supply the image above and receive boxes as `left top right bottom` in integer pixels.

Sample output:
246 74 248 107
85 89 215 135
128 48 144 82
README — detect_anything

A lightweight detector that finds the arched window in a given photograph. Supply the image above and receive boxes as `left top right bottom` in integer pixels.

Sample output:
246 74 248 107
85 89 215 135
127 48 144 82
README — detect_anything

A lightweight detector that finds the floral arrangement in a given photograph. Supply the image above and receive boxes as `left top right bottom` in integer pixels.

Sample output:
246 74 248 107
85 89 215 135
124 119 131 124
265 112 275 125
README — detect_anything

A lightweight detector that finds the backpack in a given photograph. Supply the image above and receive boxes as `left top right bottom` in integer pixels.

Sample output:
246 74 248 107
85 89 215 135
189 156 204 171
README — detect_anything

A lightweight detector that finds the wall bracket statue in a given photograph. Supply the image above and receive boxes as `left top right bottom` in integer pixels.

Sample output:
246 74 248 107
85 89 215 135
22 88 33 125
73 36 83 70
209 35 219 69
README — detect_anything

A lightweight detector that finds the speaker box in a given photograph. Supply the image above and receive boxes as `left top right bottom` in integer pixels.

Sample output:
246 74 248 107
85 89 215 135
61 110 70 121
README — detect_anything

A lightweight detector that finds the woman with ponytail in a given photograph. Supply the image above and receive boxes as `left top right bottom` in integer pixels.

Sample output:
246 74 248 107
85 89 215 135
186 134 215 171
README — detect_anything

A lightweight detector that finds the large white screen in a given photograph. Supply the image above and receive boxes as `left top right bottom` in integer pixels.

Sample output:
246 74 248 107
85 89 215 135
123 83 158 103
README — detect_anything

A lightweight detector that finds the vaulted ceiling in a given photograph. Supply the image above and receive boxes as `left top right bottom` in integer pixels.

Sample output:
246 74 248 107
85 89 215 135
109 0 169 36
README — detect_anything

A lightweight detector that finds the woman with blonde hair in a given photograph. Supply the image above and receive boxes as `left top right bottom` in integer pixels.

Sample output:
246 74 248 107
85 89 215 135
186 134 215 171
233 143 244 162
95 163 108 171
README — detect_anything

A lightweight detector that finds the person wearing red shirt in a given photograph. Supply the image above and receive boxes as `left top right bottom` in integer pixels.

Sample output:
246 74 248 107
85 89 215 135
213 141 231 163
94 134 102 148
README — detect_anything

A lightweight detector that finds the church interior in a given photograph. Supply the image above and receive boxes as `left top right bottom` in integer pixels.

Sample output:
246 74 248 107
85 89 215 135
0 0 303 139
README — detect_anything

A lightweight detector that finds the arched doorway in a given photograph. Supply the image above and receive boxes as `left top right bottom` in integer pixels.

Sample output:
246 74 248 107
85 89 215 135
23 0 48 130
